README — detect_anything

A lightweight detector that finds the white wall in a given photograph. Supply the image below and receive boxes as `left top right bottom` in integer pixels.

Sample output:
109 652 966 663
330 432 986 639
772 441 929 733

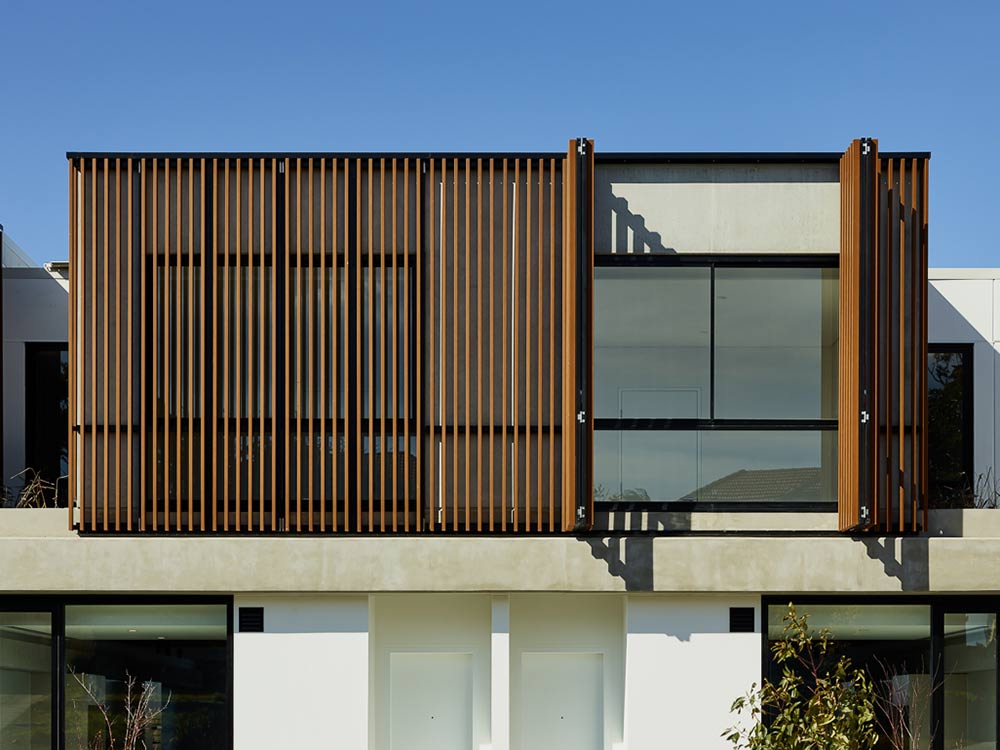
233 595 368 750
928 270 1000 491
595 163 840 255
1 267 68 488
216 593 821 750
624 595 760 750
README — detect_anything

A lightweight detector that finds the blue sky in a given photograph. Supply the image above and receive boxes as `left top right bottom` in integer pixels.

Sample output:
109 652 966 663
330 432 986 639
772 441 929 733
1 0 997 266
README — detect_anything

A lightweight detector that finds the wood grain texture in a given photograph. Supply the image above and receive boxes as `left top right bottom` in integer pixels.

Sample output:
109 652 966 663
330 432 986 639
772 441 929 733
69 148 590 534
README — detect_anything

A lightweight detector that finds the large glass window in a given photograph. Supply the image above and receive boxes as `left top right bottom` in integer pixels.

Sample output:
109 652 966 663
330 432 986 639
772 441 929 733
65 604 228 750
767 600 1000 750
594 258 838 508
0 612 52 749
595 267 711 419
943 613 997 750
928 345 974 507
595 430 836 503
714 268 838 419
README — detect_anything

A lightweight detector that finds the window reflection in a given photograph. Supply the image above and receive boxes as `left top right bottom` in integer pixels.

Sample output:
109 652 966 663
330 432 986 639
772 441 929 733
928 349 973 507
595 267 711 419
714 268 839 419
0 613 52 749
65 605 227 750
943 613 997 750
594 430 836 504
768 604 933 750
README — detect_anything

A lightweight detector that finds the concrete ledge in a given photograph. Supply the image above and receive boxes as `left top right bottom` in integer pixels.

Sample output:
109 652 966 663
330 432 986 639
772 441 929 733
0 509 74 537
596 511 839 533
0 533 997 594
927 509 1000 538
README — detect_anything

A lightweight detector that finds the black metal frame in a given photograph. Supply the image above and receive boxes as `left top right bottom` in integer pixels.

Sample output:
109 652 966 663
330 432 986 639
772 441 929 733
0 222 4 490
856 137 876 529
0 594 233 750
594 253 840 512
575 138 592 530
68 150 932 164
927 343 975 507
762 594 1000 750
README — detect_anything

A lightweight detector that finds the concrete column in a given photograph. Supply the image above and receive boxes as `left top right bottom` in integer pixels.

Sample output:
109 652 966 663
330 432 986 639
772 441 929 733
490 595 510 750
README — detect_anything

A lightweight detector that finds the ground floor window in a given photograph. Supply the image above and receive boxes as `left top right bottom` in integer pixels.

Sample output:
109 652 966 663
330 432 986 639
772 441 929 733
766 598 998 750
0 598 231 750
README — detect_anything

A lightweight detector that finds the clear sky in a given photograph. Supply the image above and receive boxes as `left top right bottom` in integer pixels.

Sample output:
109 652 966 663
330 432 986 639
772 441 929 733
1 0 997 266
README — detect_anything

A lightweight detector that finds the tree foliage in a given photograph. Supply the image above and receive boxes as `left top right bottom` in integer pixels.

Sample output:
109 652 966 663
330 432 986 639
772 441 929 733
723 604 879 750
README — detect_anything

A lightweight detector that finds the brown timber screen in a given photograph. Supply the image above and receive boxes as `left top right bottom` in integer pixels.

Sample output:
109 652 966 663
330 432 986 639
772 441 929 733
838 139 929 533
68 143 594 534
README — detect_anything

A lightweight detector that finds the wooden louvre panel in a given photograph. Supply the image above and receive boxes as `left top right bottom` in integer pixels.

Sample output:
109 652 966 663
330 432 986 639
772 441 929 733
838 139 929 533
423 155 569 533
69 145 592 533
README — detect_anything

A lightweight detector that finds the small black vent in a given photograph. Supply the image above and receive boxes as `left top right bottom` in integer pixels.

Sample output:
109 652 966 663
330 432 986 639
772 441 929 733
239 607 264 633
729 607 755 633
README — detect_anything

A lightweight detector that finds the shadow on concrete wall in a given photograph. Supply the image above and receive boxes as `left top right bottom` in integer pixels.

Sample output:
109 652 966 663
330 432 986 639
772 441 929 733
597 179 674 255
858 536 930 591
582 509 703 591
582 531 654 592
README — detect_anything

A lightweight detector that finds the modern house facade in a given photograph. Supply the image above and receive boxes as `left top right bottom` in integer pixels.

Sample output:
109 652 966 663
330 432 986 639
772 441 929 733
1 138 999 750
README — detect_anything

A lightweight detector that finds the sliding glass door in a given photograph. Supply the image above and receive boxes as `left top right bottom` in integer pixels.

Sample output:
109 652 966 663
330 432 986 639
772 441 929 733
0 598 230 750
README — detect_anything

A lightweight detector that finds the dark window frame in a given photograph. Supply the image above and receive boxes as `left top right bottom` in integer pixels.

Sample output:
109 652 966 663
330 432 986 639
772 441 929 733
762 594 1000 750
927 343 975 507
594 253 839 512
0 595 233 750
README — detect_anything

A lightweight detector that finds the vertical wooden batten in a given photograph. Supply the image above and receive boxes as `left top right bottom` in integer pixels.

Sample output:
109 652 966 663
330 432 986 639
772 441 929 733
69 144 592 534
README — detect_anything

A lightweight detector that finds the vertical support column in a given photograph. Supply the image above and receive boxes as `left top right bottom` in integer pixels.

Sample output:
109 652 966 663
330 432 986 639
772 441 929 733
490 595 510 750
562 138 594 532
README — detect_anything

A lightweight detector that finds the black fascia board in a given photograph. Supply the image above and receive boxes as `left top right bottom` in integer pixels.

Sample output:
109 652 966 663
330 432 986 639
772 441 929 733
66 150 566 160
66 150 931 162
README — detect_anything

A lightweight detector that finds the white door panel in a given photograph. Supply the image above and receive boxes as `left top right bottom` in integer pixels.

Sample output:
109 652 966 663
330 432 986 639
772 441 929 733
522 652 603 750
389 652 473 750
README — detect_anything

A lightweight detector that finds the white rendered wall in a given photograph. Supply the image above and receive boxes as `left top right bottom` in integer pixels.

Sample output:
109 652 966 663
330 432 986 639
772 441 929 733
1 268 68 488
369 594 492 750
595 163 840 255
509 594 625 750
233 595 368 750
928 271 1000 491
624 595 760 750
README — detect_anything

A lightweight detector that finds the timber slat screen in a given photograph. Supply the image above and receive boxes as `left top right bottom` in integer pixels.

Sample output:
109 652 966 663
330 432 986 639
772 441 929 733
838 139 929 533
68 142 594 534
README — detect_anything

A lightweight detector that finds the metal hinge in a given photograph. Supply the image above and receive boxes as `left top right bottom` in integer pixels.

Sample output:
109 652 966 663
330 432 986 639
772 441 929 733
577 410 586 424
577 507 586 520
861 410 870 424
860 506 870 523
577 139 587 156
278 161 285 174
